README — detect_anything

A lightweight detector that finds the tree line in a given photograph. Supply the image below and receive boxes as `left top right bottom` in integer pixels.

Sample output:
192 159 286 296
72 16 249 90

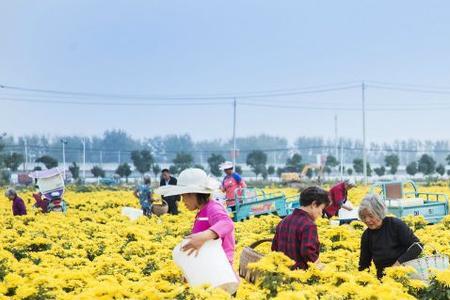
2 130 449 166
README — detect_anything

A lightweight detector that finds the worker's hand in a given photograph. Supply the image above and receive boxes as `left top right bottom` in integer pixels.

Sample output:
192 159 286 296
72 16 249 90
182 230 218 256
393 261 401 266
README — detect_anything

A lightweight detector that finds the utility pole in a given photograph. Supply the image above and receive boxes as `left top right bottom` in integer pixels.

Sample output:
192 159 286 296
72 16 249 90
61 139 68 180
23 139 28 171
334 114 338 160
340 140 344 180
232 97 237 170
81 138 86 180
362 81 368 185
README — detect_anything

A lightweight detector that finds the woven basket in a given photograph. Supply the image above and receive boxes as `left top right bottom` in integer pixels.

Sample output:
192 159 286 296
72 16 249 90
239 239 272 283
402 254 449 281
151 200 169 216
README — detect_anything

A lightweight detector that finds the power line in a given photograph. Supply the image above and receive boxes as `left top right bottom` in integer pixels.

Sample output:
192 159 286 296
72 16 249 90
0 82 359 100
239 101 450 111
367 80 450 91
0 97 231 106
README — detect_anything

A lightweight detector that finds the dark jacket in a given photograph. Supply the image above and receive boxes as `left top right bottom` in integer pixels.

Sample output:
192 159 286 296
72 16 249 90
12 196 27 216
359 217 422 278
160 176 180 202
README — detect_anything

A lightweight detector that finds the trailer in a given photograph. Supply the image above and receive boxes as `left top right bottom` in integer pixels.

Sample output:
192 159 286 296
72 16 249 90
369 180 448 224
229 188 290 221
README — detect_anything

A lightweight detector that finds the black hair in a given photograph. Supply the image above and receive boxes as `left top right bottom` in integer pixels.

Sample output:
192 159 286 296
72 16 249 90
161 169 170 173
195 193 210 205
300 186 330 207
144 177 151 184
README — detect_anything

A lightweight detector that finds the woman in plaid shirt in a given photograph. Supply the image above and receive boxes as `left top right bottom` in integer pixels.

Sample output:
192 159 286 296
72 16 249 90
272 187 330 269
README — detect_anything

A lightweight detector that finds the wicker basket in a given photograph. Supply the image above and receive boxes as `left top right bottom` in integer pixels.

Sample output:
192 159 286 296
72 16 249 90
151 200 169 216
402 254 449 282
239 239 272 283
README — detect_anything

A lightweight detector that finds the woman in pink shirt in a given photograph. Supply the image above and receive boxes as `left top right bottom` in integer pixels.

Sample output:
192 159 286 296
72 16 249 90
156 168 235 264
220 161 246 207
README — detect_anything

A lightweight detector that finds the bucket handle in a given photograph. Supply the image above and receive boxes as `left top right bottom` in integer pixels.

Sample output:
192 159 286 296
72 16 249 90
153 199 168 206
249 239 273 249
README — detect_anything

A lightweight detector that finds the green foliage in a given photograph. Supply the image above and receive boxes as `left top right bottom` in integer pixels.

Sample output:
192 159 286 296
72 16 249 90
347 168 353 175
35 155 58 169
418 154 436 175
91 166 106 178
116 163 132 181
172 152 193 174
0 169 11 185
3 152 24 171
353 158 364 174
285 153 303 172
267 165 275 176
436 164 446 176
207 153 225 177
374 166 386 177
406 161 418 176
325 155 339 168
152 164 161 178
235 165 242 175
246 150 268 179
69 162 80 179
130 150 154 175
353 158 371 176
385 154 400 175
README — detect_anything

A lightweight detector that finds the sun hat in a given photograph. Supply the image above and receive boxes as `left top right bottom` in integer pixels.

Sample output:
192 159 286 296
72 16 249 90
155 168 220 197
219 161 234 171
345 178 356 186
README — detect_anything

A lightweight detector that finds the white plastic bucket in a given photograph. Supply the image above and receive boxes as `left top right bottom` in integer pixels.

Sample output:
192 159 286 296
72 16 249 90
121 207 143 221
173 239 239 294
338 201 359 221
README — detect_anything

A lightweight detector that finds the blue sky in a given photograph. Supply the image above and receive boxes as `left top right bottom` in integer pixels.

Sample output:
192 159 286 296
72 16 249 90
1 0 449 143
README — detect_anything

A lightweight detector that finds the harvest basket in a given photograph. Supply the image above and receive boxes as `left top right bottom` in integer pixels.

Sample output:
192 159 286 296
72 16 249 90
403 254 449 282
239 239 272 283
152 200 169 216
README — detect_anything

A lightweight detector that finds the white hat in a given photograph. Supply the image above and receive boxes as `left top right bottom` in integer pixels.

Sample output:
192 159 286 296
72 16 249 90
155 168 220 197
219 161 234 171
345 178 356 186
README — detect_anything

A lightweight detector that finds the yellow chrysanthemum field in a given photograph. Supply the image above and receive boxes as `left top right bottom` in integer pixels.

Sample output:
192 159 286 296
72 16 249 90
0 184 449 299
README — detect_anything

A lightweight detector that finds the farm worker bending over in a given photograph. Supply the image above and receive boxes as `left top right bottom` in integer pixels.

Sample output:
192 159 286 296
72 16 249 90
156 168 235 264
358 194 422 278
160 169 180 215
220 161 246 207
323 178 356 218
272 187 330 269
5 188 27 216
134 175 153 216
32 192 49 213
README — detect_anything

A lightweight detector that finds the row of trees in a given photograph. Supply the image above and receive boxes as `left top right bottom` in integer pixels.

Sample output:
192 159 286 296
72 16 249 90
1 142 449 183
3 130 450 166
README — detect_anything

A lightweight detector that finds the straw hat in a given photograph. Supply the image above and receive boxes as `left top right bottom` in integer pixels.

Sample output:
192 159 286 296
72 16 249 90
155 168 220 197
219 161 234 171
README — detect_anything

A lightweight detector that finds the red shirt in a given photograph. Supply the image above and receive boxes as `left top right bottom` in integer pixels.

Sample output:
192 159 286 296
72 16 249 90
324 182 347 217
272 209 320 269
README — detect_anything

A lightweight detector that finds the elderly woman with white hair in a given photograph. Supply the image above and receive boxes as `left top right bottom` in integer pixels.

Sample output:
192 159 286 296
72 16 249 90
5 188 27 216
358 194 422 278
